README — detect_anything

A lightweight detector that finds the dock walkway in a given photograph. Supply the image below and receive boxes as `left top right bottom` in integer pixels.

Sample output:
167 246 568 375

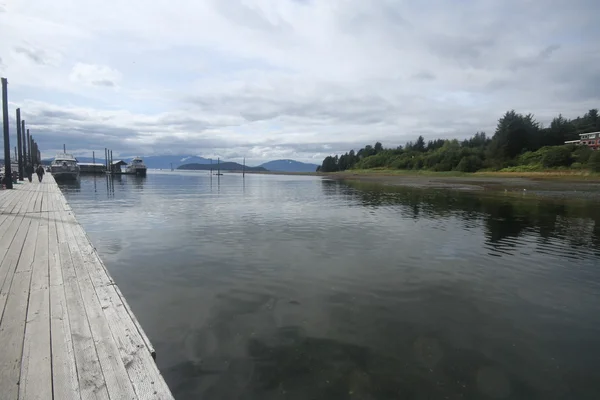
0 175 174 399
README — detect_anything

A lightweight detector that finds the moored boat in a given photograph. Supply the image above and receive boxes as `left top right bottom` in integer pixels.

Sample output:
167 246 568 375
126 156 147 176
51 153 80 181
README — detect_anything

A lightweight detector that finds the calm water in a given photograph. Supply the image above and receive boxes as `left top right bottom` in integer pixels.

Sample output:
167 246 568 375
58 172 600 399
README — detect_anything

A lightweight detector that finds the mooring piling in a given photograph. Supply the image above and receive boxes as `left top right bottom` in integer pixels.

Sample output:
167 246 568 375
2 77 13 189
16 108 23 180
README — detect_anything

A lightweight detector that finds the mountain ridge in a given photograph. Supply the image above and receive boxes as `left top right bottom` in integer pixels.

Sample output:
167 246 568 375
41 154 317 172
258 159 319 172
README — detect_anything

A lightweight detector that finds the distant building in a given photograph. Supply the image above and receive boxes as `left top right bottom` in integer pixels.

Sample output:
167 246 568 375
79 162 106 174
110 160 128 173
565 132 600 150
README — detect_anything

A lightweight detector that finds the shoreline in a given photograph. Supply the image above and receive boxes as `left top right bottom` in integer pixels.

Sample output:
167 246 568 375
166 168 600 199
324 170 600 200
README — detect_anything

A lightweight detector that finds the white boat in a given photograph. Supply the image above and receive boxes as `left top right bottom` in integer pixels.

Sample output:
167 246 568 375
126 156 147 176
51 153 80 181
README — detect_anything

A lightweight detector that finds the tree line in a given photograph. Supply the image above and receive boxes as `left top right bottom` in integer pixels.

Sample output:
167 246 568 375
317 108 600 173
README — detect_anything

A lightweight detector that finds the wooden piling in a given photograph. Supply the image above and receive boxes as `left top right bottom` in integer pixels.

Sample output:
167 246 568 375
30 136 35 165
26 129 31 164
21 120 27 166
16 108 23 180
1 77 13 189
32 140 38 165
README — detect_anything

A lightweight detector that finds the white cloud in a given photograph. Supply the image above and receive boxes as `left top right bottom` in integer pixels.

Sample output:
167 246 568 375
1 0 599 163
69 63 122 88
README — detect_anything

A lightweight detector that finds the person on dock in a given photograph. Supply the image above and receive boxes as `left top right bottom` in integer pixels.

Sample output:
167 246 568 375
36 164 45 182
25 163 34 182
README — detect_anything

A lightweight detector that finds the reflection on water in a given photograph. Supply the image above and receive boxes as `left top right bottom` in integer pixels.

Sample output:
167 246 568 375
59 172 600 399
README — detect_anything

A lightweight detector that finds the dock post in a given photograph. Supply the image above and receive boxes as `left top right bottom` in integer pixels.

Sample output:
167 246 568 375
93 151 95 164
16 108 23 180
243 157 245 178
22 120 27 166
63 144 66 153
31 139 36 165
27 129 31 164
104 148 108 172
2 77 13 189
30 137 35 164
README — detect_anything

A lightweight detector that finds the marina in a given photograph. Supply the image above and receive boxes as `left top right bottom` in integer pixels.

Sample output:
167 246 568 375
0 175 173 399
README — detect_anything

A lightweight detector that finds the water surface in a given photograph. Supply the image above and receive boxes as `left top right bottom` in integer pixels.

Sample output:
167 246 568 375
59 172 600 399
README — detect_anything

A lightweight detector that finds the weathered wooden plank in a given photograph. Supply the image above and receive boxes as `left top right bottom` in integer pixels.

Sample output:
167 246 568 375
0 187 28 227
35 184 44 213
0 271 32 399
63 221 138 400
55 206 110 400
69 219 156 359
111 284 156 359
41 187 48 213
30 201 49 291
0 188 38 319
49 209 62 288
0 186 25 211
0 200 26 270
0 183 41 398
68 222 113 288
49 208 81 400
50 282 82 400
15 193 40 274
19 205 52 400
0 174 173 400
0 189 27 234
95 283 173 399
70 221 172 398
19 287 52 400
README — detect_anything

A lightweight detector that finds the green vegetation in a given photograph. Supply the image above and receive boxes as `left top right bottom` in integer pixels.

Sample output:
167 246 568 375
589 151 600 173
317 108 600 173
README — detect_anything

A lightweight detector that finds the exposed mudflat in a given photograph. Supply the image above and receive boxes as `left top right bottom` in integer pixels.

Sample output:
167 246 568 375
326 172 600 200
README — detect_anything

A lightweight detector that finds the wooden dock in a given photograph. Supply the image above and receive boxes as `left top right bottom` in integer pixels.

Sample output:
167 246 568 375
0 175 174 399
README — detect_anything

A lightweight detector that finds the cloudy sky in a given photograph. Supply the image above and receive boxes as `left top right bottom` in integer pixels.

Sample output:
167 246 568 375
1 0 599 164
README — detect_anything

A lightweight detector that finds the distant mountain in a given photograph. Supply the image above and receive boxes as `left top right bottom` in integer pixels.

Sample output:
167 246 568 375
39 155 318 172
258 159 319 173
178 162 267 172
74 157 105 164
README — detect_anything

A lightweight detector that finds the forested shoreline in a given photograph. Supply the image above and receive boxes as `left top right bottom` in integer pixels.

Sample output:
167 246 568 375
318 109 600 173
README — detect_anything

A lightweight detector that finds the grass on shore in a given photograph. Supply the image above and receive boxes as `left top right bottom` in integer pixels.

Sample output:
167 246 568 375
330 168 600 181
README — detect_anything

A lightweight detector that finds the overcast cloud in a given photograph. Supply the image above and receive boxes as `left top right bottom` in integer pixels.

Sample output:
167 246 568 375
1 0 599 165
